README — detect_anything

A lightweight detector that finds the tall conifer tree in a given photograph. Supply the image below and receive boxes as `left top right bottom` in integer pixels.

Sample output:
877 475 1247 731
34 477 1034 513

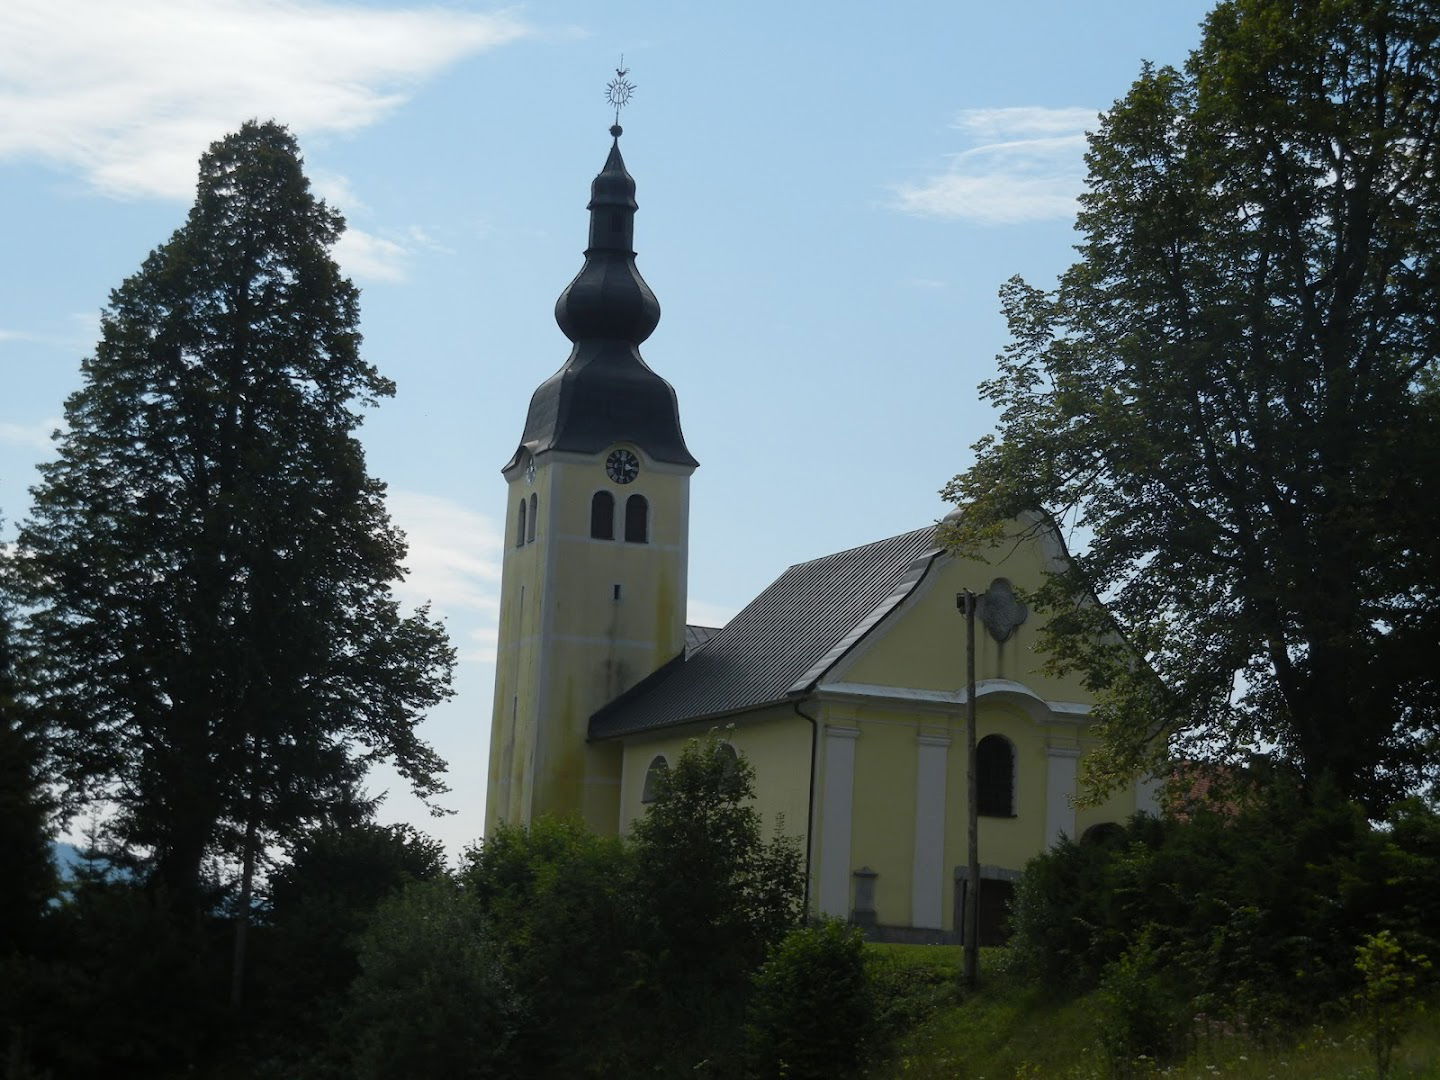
12 122 454 921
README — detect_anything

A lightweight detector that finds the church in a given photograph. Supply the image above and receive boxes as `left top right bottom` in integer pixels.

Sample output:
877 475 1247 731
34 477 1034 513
484 121 1159 944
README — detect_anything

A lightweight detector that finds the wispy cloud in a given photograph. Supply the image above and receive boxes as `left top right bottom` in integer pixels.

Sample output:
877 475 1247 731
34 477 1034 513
952 106 1099 139
334 228 413 284
893 106 1099 225
0 0 532 200
687 599 739 630
0 417 64 452
1 312 102 352
386 490 503 622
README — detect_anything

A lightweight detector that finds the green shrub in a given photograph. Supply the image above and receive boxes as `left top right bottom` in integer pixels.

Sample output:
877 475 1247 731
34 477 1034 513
1095 934 1189 1076
1007 780 1440 1039
340 880 516 1080
745 920 873 1080
462 818 639 1077
1354 929 1432 1079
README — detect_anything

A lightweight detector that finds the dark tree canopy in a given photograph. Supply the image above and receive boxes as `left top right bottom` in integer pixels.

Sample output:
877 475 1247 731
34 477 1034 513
944 0 1440 809
0 576 55 949
11 121 454 914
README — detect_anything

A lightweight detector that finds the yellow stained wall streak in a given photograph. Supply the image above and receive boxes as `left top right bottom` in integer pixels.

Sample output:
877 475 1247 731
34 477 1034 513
485 446 693 836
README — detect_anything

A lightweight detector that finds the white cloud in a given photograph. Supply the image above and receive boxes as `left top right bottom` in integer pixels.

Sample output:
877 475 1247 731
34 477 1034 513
0 0 531 200
464 625 499 665
310 168 369 215
334 227 413 284
894 107 1097 225
687 599 739 630
953 106 1099 139
0 417 63 452
386 490 503 621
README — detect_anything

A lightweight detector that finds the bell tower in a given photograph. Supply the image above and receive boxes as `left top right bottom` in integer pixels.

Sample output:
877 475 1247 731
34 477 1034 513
485 114 697 834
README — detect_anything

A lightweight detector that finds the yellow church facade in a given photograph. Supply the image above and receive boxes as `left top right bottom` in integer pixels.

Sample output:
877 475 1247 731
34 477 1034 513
485 124 1157 943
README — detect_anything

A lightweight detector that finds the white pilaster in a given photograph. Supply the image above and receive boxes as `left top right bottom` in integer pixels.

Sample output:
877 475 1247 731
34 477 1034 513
1045 746 1080 848
1135 772 1163 817
818 725 860 918
911 733 951 929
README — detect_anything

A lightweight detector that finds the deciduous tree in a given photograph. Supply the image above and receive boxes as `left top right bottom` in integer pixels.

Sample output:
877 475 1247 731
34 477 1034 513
944 0 1440 809
630 735 803 1069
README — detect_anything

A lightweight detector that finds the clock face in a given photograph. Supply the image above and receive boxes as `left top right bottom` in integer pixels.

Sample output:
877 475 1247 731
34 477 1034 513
605 448 639 484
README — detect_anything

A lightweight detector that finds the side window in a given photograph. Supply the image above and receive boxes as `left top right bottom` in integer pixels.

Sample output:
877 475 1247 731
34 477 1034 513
641 755 669 803
976 734 1016 817
624 494 648 543
527 493 538 543
715 741 739 780
590 491 615 540
515 498 527 548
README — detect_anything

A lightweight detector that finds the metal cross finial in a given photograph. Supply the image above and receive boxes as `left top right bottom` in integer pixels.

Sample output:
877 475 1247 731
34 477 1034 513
606 58 635 130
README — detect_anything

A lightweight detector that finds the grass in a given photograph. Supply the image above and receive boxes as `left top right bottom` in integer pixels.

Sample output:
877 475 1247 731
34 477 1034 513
863 945 1440 1079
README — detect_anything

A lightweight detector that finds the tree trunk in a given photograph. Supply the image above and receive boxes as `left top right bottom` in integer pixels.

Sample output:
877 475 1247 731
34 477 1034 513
231 811 257 1010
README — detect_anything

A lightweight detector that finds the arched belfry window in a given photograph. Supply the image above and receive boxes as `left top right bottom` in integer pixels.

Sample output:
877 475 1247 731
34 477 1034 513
515 498 527 548
976 735 1016 817
590 491 615 540
625 494 648 543
641 755 669 803
527 493 538 543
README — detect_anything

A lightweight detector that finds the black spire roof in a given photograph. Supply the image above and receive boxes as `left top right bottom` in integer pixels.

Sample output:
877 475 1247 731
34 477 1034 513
503 126 697 472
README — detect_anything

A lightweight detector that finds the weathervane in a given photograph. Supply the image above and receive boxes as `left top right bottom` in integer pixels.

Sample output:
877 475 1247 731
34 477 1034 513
606 58 635 134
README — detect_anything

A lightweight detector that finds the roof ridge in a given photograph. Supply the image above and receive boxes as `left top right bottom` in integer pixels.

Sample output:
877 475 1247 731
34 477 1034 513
784 524 939 570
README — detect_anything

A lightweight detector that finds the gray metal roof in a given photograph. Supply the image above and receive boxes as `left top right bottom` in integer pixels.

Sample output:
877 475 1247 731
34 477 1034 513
590 527 943 739
684 624 721 655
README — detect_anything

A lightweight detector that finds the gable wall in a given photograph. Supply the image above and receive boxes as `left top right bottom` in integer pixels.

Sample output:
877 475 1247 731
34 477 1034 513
839 524 1090 706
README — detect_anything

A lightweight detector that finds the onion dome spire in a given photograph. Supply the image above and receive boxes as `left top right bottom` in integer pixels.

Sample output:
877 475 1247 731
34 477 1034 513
503 69 696 473
552 123 659 343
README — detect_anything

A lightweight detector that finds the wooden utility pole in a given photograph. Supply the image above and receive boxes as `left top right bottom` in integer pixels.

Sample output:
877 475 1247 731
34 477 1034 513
959 589 980 989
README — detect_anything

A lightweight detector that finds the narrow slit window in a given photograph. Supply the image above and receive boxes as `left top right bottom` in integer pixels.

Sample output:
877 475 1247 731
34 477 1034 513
624 494 648 543
590 491 615 539
527 493 538 543
515 498 527 548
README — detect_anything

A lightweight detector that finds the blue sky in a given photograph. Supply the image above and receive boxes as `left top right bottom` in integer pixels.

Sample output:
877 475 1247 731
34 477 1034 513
1 0 1217 854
